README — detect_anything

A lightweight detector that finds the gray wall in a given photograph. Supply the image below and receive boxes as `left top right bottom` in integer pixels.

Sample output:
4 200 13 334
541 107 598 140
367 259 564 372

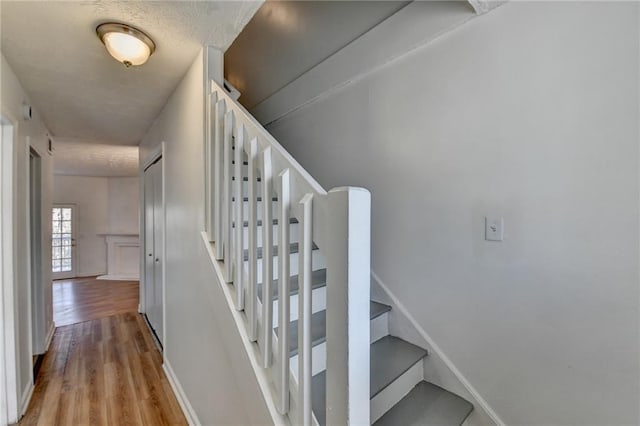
247 2 639 424
139 50 271 425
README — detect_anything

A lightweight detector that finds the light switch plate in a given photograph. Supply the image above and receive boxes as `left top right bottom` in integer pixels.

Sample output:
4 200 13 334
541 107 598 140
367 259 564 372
485 217 504 241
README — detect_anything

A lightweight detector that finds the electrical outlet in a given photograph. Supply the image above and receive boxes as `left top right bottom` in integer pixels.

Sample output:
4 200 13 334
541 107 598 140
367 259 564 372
485 217 504 241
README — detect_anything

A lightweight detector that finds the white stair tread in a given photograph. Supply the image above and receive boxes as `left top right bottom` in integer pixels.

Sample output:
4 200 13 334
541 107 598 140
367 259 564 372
373 381 473 426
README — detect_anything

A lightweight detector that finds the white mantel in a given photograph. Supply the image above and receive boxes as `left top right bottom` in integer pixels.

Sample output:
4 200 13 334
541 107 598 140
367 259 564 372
97 233 140 281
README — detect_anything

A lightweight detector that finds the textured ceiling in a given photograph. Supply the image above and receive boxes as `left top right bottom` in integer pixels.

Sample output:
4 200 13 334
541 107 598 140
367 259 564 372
53 138 139 177
225 0 410 109
1 0 262 146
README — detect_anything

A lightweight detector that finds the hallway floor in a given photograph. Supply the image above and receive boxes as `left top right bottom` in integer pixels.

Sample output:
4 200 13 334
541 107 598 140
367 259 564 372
20 312 187 425
53 277 139 326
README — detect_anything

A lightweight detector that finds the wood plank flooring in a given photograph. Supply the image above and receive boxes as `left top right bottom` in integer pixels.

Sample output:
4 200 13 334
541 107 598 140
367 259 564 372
53 277 139 326
19 313 187 425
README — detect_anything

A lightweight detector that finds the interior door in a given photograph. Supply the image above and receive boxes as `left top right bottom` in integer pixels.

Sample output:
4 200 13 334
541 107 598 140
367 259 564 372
52 205 76 280
144 164 156 332
143 158 163 345
152 159 163 343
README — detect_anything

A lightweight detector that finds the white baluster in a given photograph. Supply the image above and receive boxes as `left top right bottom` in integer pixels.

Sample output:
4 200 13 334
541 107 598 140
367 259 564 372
261 147 273 368
277 169 291 415
222 110 235 282
234 125 246 311
247 137 259 341
213 98 226 259
298 193 313 426
205 91 217 241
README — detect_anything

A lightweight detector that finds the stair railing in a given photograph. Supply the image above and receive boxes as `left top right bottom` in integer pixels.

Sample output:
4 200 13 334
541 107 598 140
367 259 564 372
206 80 371 426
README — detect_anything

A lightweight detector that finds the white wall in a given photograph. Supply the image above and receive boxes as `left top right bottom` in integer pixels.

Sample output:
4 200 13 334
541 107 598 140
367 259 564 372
53 175 108 276
108 177 139 234
1 52 54 417
53 175 139 277
139 49 270 425
256 3 639 425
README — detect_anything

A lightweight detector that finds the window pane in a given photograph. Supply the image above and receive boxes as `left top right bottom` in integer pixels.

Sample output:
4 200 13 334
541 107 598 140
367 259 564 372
61 259 71 271
52 238 61 247
62 208 71 220
52 208 61 220
52 260 61 272
62 245 70 258
52 221 61 234
53 247 61 260
62 221 71 233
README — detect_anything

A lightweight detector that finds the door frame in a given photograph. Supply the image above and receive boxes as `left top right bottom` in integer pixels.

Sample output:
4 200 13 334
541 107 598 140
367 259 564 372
28 146 45 356
1 112 20 424
140 142 166 348
51 204 77 280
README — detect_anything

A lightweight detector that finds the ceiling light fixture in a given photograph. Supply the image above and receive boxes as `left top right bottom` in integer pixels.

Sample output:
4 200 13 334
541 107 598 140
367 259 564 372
96 23 155 68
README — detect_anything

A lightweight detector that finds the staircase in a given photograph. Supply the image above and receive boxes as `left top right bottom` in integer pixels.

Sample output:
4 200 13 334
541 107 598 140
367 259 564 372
205 80 474 425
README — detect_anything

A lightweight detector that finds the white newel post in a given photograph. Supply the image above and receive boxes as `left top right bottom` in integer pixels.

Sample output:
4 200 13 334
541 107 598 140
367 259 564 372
325 187 371 426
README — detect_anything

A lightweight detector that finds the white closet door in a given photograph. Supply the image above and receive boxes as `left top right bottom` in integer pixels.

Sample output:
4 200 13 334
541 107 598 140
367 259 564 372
144 158 163 345
152 159 163 344
144 165 156 331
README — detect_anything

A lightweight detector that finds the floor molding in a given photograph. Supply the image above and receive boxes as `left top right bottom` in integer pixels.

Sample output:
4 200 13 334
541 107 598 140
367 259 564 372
20 381 34 417
96 274 140 281
163 360 201 426
44 321 55 351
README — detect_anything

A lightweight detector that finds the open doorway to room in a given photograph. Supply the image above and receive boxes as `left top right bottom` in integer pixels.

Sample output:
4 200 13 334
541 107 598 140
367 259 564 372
51 141 141 328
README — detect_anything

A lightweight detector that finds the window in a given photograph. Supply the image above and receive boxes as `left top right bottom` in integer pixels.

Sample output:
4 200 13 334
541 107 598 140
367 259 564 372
52 207 73 273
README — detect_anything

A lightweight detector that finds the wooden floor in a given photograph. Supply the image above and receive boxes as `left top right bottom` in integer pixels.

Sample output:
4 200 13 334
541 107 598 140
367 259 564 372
53 277 139 326
19 313 187 425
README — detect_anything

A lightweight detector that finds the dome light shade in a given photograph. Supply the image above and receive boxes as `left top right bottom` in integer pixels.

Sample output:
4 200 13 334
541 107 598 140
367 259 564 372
96 23 155 67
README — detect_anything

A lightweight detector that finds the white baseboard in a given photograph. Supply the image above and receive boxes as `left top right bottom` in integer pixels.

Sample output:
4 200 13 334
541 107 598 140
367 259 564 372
96 274 139 281
163 360 201 426
371 271 505 426
20 382 34 417
44 321 55 351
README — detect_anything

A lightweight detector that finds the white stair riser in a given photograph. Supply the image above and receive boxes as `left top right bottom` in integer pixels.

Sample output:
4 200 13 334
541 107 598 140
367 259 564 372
253 285 326 327
231 200 278 221
272 286 326 326
240 223 299 248
246 249 327 282
278 314 391 395
370 361 424 423
290 341 326 378
370 312 389 343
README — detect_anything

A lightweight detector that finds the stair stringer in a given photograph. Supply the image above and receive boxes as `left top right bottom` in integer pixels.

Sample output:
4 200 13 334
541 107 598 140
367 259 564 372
370 272 503 426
